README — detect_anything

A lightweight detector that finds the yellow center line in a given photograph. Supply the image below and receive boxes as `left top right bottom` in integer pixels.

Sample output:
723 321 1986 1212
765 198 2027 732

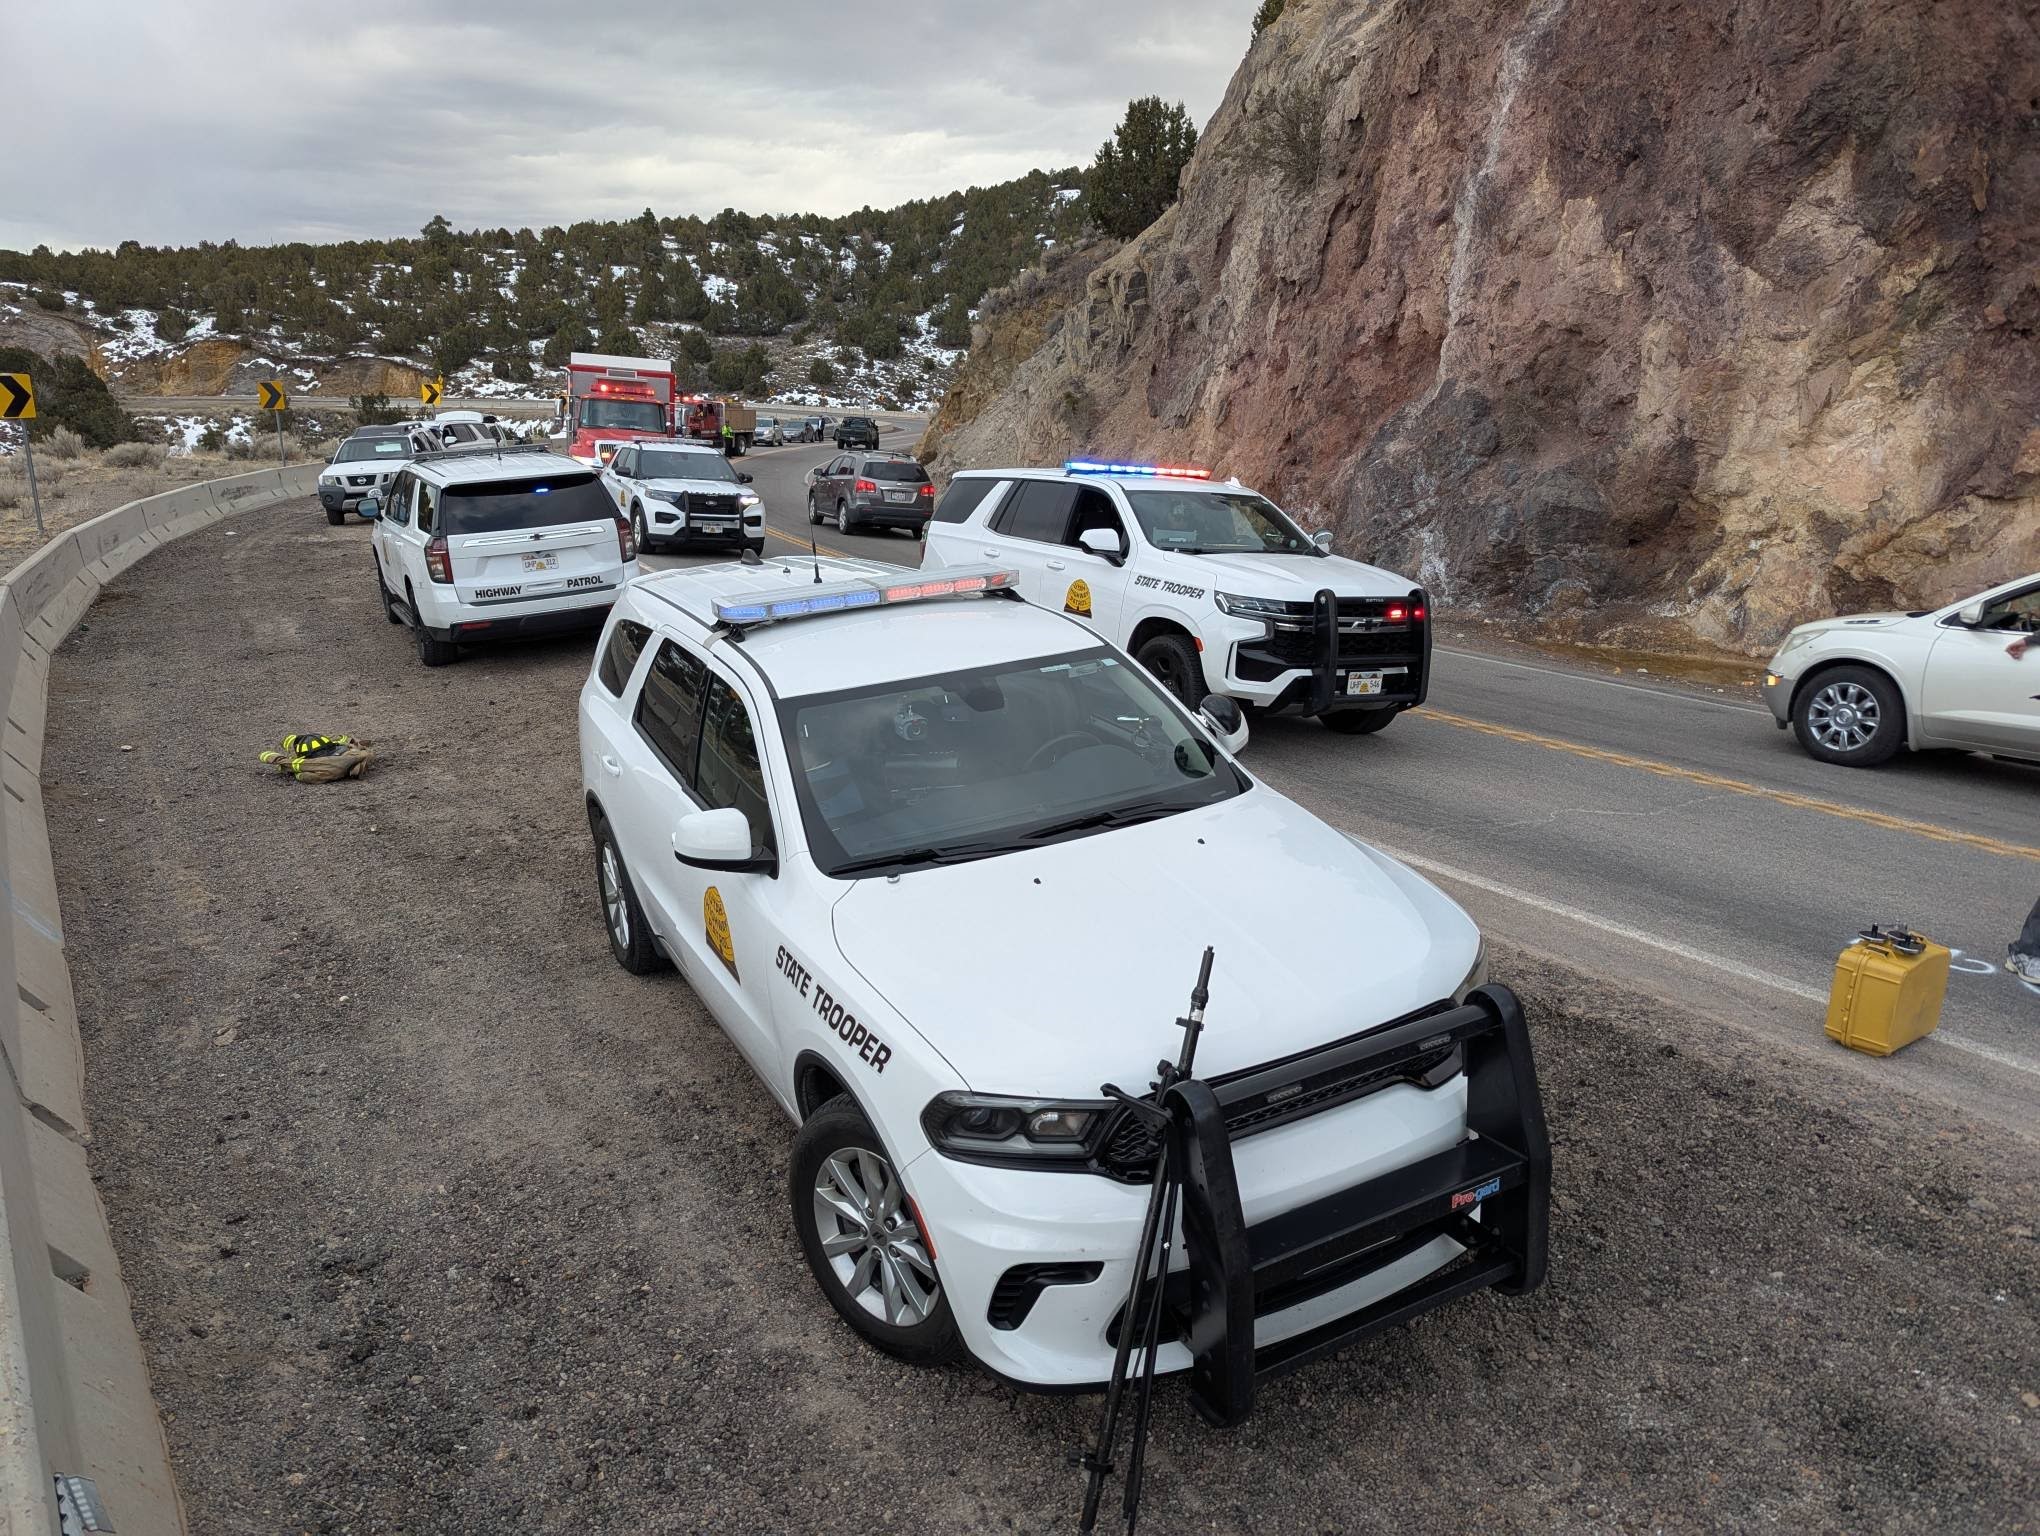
1415 708 2040 863
765 526 859 561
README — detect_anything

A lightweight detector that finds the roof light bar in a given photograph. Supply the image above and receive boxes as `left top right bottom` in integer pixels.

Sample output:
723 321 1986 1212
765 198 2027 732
1064 459 1213 480
711 565 1019 627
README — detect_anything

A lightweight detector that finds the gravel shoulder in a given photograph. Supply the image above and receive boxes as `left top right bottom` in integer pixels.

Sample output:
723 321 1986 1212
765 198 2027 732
45 503 2040 1535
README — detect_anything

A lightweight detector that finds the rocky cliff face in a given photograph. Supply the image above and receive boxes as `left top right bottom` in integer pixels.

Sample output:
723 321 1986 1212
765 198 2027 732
924 0 2040 651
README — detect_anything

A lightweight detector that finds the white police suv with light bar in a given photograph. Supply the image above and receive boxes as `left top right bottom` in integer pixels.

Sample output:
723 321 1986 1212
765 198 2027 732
578 551 1551 1438
600 437 766 557
363 444 638 667
924 460 1433 735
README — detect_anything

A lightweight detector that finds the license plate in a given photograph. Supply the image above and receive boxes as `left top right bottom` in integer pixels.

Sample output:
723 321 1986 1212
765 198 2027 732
1345 672 1383 697
521 552 559 573
886 491 910 503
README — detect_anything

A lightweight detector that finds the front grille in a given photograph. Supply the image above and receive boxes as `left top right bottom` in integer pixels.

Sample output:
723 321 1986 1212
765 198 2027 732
346 474 376 487
1260 597 1423 667
684 493 740 518
1093 1001 1459 1182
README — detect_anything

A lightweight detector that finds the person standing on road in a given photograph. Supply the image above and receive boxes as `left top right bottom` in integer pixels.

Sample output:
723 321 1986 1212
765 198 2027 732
2010 898 2040 983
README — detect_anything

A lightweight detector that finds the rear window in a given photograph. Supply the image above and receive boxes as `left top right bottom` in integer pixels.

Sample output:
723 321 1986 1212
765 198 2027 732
439 473 615 535
864 460 930 483
993 480 1077 544
933 477 1000 524
597 619 652 697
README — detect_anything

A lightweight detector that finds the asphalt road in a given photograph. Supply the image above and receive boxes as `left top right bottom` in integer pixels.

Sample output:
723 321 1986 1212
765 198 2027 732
665 435 2040 1135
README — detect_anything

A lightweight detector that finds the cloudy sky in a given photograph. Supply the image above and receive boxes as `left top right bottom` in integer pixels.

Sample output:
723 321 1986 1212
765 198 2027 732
4 1 1251 253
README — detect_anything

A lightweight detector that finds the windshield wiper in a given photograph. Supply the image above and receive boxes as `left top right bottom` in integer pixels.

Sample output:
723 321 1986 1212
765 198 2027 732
830 839 1016 876
1020 800 1187 844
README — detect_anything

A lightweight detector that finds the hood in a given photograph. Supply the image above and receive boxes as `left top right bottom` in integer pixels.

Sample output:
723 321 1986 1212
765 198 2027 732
828 790 1478 1097
1788 611 1913 639
1186 550 1414 600
642 476 749 497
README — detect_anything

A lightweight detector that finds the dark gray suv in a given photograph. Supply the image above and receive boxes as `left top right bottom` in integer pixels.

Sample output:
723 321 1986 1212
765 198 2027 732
806 453 934 538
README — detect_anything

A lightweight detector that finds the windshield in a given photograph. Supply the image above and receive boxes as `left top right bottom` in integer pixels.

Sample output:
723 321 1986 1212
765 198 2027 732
1124 488 1318 555
440 473 614 535
582 399 667 433
865 461 930 483
336 437 409 462
638 450 736 482
781 648 1246 876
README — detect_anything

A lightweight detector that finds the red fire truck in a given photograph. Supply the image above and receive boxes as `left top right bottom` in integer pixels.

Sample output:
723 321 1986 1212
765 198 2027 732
556 352 677 465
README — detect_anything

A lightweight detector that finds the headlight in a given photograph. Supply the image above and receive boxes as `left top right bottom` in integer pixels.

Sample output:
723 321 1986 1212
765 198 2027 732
738 491 761 507
1213 591 1310 619
1777 628 1817 656
1452 939 1487 1004
921 1092 1110 1169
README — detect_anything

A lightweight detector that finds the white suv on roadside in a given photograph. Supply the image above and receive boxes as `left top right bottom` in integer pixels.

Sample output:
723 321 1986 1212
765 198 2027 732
577 554 1549 1398
599 438 766 557
923 462 1431 734
1761 572 2040 766
363 445 637 667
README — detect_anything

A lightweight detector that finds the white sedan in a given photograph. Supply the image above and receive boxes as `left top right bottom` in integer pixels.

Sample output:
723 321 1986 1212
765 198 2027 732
1762 572 2040 766
577 555 1549 1396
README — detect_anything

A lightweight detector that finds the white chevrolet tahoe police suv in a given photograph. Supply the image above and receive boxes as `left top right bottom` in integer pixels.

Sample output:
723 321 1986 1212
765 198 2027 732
579 555 1549 1393
923 461 1432 734
363 444 638 667
599 438 766 557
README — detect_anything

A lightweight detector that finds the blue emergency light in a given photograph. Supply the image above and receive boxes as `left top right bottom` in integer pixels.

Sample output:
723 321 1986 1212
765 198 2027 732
711 565 1019 628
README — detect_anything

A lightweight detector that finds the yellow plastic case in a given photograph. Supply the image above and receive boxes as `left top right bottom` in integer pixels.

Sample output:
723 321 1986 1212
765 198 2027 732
1825 927 1949 1057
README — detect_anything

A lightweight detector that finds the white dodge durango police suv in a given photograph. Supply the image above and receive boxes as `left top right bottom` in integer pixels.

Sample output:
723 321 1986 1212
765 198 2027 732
924 461 1431 734
579 554 1549 1392
363 444 638 667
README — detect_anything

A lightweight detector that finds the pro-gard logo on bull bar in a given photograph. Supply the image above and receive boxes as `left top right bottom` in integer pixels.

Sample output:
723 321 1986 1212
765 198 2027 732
1450 1176 1503 1212
775 945 891 1072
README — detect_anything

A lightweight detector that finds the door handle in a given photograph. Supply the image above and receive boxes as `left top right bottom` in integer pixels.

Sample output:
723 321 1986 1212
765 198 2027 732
1046 559 1067 571
599 754 623 777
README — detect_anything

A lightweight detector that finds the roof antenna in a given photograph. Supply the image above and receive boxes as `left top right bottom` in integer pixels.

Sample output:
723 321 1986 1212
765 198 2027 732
811 531 823 584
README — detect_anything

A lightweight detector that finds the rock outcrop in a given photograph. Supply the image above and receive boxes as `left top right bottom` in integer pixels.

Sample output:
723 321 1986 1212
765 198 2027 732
925 0 2040 651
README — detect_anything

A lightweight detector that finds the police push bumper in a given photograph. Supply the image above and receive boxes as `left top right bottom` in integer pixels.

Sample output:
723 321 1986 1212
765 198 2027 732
1079 964 1550 1529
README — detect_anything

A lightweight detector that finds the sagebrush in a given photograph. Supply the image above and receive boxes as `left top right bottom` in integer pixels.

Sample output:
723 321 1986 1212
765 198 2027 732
1227 74 1331 191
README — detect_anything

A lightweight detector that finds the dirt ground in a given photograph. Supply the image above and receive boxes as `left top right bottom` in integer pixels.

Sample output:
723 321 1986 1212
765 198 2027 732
43 502 2040 1535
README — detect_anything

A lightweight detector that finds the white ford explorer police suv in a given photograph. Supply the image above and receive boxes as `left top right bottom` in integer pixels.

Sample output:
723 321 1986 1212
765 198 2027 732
923 460 1432 734
599 437 766 558
579 554 1550 1393
363 444 638 667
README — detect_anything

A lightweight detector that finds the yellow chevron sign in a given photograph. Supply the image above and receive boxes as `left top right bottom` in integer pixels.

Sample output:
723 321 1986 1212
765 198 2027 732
256 380 288 411
0 373 35 420
420 377 444 407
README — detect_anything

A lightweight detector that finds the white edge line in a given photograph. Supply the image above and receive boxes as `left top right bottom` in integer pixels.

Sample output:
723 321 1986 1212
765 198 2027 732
1373 838 2040 1081
1436 646 1771 715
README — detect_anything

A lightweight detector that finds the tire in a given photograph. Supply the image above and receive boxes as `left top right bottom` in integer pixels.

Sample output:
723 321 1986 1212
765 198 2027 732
416 627 458 667
1135 632 1205 707
791 1096 960 1366
593 818 664 975
836 500 852 535
1321 707 1398 735
910 524 925 542
631 503 651 555
1793 665 1905 766
374 557 401 624
325 505 347 527
745 538 766 557
808 490 822 526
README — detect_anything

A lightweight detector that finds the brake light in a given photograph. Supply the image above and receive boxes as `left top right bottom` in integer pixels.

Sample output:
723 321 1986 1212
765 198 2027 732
617 518 637 563
1413 604 1426 621
1387 604 1407 622
918 483 934 496
425 535 452 584
854 478 878 493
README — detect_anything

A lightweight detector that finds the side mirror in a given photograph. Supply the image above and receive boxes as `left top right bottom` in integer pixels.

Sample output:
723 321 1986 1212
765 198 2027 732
1199 694 1249 755
1957 601 1985 627
673 807 773 873
1312 530 1334 555
359 495 380 519
738 471 754 484
1077 527 1126 564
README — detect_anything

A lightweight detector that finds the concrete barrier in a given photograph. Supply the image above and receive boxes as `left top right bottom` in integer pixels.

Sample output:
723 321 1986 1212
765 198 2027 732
0 463 320 1536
